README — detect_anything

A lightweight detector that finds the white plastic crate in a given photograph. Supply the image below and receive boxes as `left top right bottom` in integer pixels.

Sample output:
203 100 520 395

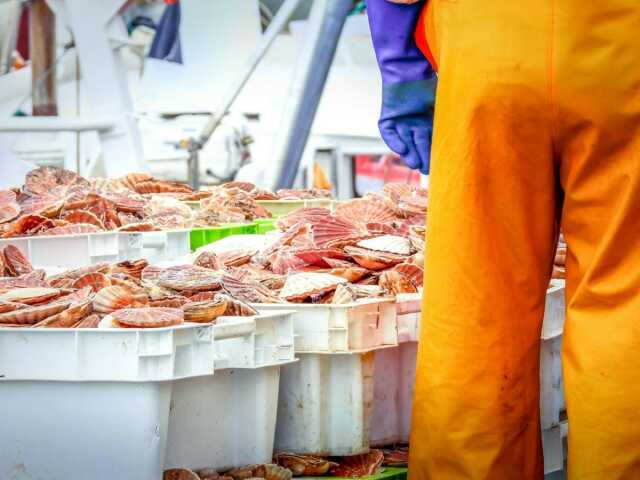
370 342 417 446
165 366 283 471
213 311 295 369
118 229 191 264
370 283 567 446
165 312 296 471
0 232 121 269
275 350 378 456
396 292 422 343
0 324 214 480
0 229 191 269
254 299 397 353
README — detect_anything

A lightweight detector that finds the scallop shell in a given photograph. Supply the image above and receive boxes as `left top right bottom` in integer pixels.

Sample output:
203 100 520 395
2 245 34 276
0 190 17 205
344 246 406 271
398 193 428 217
215 293 258 316
4 214 55 236
264 464 293 480
356 235 412 256
0 287 60 305
275 454 337 477
73 313 102 328
117 222 156 232
295 248 348 267
194 468 222 480
194 251 224 270
275 207 331 231
0 301 27 314
311 215 366 248
189 291 216 302
331 284 357 304
329 266 370 283
150 296 191 308
393 263 424 287
163 468 200 480
270 249 309 275
24 166 88 195
379 270 418 296
111 259 149 280
112 307 184 328
62 210 105 229
336 197 397 225
330 449 384 477
32 299 93 328
36 224 101 236
141 265 165 284
158 265 223 292
279 272 346 302
0 202 20 224
0 301 70 325
217 248 256 267
182 299 227 323
48 262 111 282
54 286 93 304
72 272 111 292
134 180 192 194
221 274 281 303
365 222 396 235
92 285 135 313
118 173 153 191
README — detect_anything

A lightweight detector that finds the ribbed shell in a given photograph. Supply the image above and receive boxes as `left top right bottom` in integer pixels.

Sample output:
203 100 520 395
182 300 227 323
92 285 135 313
0 287 60 305
112 307 184 328
72 272 111 293
356 235 412 256
158 265 223 292
0 301 70 325
336 198 397 225
279 273 346 302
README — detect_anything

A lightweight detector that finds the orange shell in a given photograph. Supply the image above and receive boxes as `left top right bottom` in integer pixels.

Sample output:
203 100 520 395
3 244 33 276
112 307 184 328
63 210 105 229
72 272 111 293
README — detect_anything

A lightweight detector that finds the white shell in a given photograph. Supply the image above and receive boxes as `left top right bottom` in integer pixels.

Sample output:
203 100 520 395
279 272 346 301
0 287 59 304
356 235 412 256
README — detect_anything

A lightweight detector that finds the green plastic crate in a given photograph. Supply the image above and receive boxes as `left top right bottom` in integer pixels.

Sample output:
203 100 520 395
189 223 257 251
302 467 407 480
254 218 278 234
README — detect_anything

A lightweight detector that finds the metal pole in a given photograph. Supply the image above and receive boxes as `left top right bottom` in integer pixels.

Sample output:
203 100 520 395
197 0 302 146
270 0 351 190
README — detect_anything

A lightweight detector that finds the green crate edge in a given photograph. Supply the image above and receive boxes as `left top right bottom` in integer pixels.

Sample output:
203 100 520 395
254 218 277 234
301 467 407 480
189 223 257 251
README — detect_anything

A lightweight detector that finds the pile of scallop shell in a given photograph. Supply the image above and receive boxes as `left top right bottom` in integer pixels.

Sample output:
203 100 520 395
0 248 257 329
0 167 310 237
189 183 427 304
164 463 292 480
164 450 385 480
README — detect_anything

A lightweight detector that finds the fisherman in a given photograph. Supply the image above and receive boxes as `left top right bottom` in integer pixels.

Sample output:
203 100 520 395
367 0 640 478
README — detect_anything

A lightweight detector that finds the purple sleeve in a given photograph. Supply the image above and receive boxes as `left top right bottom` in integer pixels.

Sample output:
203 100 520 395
366 0 433 84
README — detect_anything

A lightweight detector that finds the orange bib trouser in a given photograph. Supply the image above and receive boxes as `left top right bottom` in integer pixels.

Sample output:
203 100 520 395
410 1 640 479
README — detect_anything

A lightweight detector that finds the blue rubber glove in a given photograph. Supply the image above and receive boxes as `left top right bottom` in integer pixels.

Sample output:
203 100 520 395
380 78 435 174
366 0 436 174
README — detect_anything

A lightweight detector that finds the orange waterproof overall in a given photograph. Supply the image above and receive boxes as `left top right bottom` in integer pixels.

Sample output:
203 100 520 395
410 1 640 479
